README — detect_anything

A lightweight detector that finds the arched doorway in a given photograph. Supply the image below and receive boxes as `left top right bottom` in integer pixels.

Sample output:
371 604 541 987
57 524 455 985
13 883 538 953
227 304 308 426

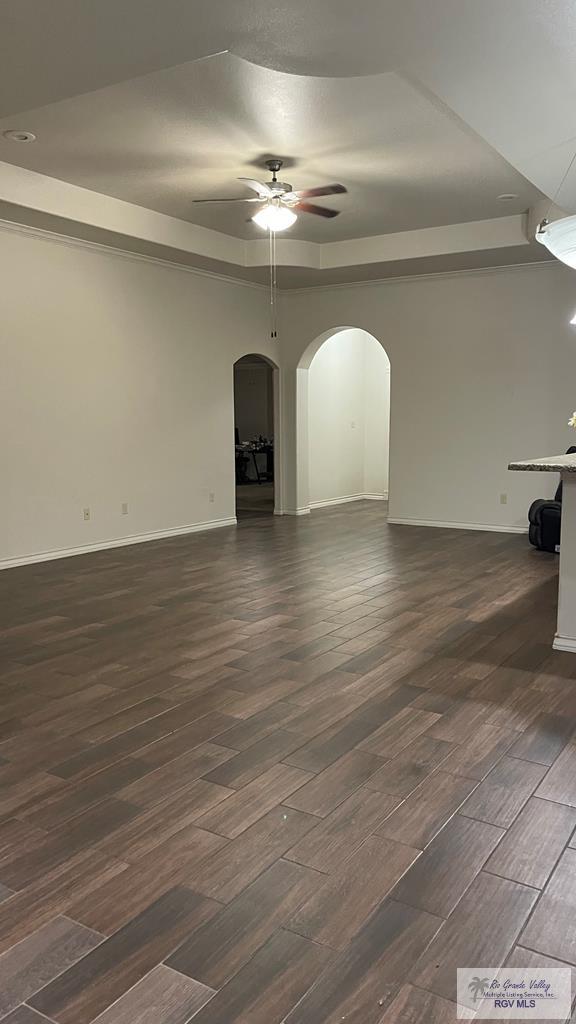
293 326 391 516
233 353 281 519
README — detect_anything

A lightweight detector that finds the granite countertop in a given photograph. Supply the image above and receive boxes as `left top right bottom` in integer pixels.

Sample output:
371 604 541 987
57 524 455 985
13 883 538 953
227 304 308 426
509 455 576 472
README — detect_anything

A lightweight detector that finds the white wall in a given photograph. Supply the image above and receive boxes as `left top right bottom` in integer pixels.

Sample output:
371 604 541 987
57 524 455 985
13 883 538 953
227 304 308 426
364 335 391 498
281 262 576 531
5 220 576 568
0 225 272 566
307 329 390 506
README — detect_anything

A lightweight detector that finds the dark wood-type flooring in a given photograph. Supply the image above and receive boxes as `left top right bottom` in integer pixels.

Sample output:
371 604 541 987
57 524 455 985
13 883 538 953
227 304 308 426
1 501 576 1023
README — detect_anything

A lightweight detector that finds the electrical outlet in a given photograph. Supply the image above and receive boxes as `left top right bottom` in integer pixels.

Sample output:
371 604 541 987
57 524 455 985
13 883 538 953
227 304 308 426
121 502 129 515
350 421 356 429
209 492 215 504
500 493 508 505
82 507 91 521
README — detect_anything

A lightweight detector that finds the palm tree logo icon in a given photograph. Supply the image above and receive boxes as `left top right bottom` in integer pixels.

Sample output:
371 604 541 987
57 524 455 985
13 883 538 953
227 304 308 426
468 977 491 1002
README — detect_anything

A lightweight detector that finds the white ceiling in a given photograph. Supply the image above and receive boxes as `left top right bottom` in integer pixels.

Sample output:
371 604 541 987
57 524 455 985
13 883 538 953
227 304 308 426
0 54 541 243
0 0 575 281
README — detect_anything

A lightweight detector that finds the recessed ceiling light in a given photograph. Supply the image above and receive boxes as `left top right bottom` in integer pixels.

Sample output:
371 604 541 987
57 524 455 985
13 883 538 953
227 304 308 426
497 193 518 202
3 129 36 143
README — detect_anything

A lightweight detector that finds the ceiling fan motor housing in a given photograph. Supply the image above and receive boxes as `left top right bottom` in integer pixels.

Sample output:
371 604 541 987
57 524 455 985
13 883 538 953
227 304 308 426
265 158 292 194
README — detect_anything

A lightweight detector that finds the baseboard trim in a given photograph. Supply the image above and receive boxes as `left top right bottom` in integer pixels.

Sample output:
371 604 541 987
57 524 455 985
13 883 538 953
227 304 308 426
387 516 528 535
0 516 238 570
309 493 387 509
276 508 311 517
553 634 576 654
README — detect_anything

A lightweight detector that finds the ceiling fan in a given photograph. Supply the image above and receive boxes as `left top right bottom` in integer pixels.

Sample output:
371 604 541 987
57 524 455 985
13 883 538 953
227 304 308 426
192 158 347 231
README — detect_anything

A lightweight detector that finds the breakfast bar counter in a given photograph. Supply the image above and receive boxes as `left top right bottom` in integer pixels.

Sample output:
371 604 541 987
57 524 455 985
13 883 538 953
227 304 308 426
510 454 576 652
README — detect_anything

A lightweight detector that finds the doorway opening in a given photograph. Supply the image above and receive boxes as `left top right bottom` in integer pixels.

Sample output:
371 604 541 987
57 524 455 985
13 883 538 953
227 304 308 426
233 354 276 519
303 328 390 515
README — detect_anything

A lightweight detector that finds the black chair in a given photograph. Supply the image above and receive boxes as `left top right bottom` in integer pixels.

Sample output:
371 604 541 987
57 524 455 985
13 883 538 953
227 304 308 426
528 446 576 552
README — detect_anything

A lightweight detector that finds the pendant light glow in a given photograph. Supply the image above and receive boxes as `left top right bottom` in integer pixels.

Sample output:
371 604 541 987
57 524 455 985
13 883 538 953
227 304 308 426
252 204 297 232
537 215 576 270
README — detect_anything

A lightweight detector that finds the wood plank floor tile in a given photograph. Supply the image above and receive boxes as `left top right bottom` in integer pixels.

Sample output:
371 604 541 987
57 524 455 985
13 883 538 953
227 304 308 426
18 759 150 831
438 723 516 780
89 964 214 1023
284 788 399 873
459 756 548 828
282 718 379 773
509 713 575 766
73 696 177 745
96 797 230 863
48 721 177 781
166 859 322 987
180 929 333 1024
535 743 576 807
484 797 576 888
29 888 218 1024
375 771 478 848
283 899 442 1024
0 1007 56 1023
288 835 419 949
520 849 576 964
190 805 318 902
506 944 576 985
0 775 66 821
358 707 441 759
0 883 14 904
116 743 236 808
504 944 576 1024
134 713 237 768
0 853 127 956
1 502 574 1024
500 946 569 1019
283 750 383 817
0 916 102 1019
278 693 366 739
203 729 305 788
391 814 504 916
426 699 491 743
0 820 48 862
376 984 464 1023
0 799 138 889
363 734 455 798
65 833 223 935
214 703 298 749
194 762 312 838
413 872 539 1003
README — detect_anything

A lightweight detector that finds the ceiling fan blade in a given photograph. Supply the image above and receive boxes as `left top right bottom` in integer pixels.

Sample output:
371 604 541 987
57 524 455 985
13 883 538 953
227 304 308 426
295 201 340 218
293 183 347 199
237 177 273 198
191 197 262 203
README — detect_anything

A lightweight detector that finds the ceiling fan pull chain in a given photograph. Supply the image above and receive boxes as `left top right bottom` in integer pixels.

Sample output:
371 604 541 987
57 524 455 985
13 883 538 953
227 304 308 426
269 227 273 337
272 229 278 339
267 227 279 340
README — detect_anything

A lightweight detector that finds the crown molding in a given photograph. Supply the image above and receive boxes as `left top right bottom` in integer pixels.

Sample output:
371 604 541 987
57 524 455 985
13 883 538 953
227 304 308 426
0 217 268 291
0 161 537 281
0 214 555 296
282 257 557 295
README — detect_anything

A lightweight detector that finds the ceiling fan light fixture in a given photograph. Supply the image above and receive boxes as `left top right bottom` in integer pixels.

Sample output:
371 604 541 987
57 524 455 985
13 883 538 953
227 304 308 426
252 204 297 232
